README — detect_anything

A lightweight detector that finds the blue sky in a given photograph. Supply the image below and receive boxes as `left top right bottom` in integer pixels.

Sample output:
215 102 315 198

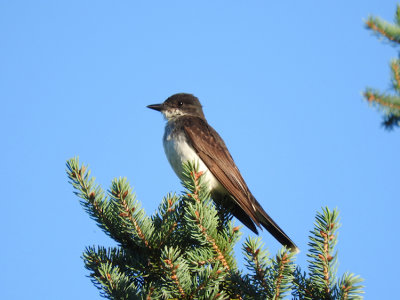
1 1 399 299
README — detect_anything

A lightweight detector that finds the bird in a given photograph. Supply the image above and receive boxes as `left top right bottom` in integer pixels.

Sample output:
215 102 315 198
147 93 298 252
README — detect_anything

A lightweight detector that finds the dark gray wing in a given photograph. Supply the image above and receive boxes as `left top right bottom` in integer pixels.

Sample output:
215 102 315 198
182 116 298 252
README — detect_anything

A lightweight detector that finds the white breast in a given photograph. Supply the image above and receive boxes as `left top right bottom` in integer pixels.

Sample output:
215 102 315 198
163 124 222 191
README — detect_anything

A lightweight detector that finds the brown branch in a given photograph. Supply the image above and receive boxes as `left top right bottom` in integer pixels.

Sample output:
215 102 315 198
188 268 223 299
69 163 141 249
73 167 110 227
164 259 186 298
189 170 230 270
274 253 291 298
195 210 230 271
225 226 240 249
188 169 231 269
318 223 335 294
365 92 400 110
159 222 177 248
106 272 115 290
146 287 155 300
366 20 396 42
392 61 400 90
157 196 178 248
119 193 151 249
341 277 359 300
246 246 269 292
341 283 352 300
187 170 204 203
213 293 225 300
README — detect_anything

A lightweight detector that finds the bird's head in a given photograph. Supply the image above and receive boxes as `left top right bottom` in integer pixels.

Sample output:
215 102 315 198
147 93 205 120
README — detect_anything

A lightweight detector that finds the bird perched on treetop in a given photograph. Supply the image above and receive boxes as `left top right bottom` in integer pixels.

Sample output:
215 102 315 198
147 93 298 252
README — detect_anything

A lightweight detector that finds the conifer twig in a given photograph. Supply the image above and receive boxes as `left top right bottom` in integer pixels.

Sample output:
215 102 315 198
194 210 231 271
365 18 400 43
109 178 154 249
163 258 186 298
364 90 400 111
338 272 364 300
66 158 118 240
364 5 400 128
245 242 269 291
391 60 400 91
308 207 339 297
273 251 291 298
119 191 150 249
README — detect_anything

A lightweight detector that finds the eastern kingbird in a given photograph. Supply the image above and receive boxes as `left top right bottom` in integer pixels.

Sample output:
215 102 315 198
147 93 298 252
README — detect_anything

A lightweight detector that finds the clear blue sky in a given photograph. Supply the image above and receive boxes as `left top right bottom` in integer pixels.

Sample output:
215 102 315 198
1 1 399 299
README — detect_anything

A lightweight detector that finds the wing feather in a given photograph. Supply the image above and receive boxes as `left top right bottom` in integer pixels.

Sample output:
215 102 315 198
181 116 299 252
181 117 261 227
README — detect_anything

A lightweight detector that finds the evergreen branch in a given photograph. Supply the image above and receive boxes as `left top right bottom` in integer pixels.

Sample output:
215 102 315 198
189 170 204 203
159 220 178 248
182 161 234 272
188 265 227 299
243 239 295 299
308 207 339 297
220 223 242 269
271 249 295 299
67 159 365 298
224 271 259 300
243 237 270 294
163 259 186 298
152 194 180 248
160 247 190 299
66 157 120 241
391 59 400 92
84 255 140 300
363 89 400 112
364 5 400 129
292 267 318 300
186 248 216 269
84 246 148 287
144 286 155 300
99 262 139 300
109 178 154 249
337 273 364 300
364 88 400 129
193 209 231 271
365 14 400 44
227 225 242 245
181 161 210 205
185 247 229 298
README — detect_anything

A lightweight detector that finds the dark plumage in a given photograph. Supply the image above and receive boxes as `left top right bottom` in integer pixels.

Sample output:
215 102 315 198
147 93 298 252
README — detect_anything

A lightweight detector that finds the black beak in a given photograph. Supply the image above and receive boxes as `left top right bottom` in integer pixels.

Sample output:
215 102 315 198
147 103 163 112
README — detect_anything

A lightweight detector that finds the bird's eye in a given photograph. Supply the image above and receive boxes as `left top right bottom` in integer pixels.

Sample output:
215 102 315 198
178 101 183 107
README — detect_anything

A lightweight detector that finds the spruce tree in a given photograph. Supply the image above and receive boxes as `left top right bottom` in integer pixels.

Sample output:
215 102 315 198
66 157 363 299
364 4 400 129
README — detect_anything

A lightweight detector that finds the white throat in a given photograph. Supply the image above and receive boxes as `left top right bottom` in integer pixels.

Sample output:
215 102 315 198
162 109 186 121
162 122 223 192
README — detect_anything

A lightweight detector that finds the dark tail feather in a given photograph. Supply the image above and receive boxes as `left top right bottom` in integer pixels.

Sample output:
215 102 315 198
256 210 299 253
217 194 299 252
216 194 260 234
